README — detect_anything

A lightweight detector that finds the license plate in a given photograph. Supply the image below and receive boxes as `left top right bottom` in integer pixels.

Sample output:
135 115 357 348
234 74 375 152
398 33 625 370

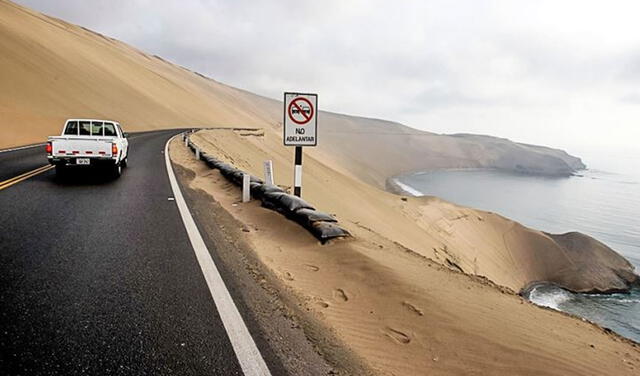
76 158 90 165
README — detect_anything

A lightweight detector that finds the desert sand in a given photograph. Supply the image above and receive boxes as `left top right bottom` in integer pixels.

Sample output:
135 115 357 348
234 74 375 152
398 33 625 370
2 0 639 374
186 129 637 295
171 134 639 375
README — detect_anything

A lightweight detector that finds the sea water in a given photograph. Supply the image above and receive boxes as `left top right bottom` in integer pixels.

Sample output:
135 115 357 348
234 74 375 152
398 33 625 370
396 148 640 343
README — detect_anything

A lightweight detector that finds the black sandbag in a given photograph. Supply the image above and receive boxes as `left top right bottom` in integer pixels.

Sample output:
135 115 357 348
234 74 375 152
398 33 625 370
252 184 285 199
262 190 286 204
209 159 225 170
235 171 249 185
217 163 236 177
229 172 262 185
203 156 220 169
292 208 337 228
261 191 288 210
249 181 262 191
277 194 315 215
309 221 350 242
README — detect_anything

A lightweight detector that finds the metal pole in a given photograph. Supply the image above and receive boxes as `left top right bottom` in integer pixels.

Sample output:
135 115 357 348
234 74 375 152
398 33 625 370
293 146 303 197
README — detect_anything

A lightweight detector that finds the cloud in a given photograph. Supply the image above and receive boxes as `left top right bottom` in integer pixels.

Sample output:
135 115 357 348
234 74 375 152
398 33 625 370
14 0 640 149
620 93 640 104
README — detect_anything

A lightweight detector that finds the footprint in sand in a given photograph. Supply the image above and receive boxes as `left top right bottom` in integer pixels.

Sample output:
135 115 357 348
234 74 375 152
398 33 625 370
314 300 329 309
283 271 294 281
303 264 320 272
383 327 411 344
332 288 349 302
402 301 424 316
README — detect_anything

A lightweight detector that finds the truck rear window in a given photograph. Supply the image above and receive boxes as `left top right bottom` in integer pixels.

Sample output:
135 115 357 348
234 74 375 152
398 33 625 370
79 121 91 136
64 121 79 135
104 123 116 136
91 121 104 136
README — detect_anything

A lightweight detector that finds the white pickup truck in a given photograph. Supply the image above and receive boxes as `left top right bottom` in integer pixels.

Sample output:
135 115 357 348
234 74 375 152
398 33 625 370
47 119 129 178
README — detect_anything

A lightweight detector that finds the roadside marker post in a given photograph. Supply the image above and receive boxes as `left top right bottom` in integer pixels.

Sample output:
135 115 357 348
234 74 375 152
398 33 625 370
195 147 200 160
283 92 318 197
263 160 275 186
242 173 251 203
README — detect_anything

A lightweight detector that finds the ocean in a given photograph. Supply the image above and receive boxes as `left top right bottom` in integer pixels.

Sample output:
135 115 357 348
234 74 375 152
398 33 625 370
395 148 640 343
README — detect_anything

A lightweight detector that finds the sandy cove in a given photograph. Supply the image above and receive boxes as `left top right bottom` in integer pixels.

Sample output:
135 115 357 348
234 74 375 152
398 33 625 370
170 131 639 375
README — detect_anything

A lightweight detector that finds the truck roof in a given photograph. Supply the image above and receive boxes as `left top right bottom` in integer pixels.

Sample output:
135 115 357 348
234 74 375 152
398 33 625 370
65 119 120 124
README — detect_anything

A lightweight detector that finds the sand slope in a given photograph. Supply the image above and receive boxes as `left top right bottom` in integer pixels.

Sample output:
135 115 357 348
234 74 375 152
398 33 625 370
1 0 583 185
190 128 637 294
172 135 640 375
0 0 276 147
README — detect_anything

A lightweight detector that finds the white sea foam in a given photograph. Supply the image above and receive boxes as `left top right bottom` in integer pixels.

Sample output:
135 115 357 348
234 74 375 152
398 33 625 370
392 179 424 197
528 285 573 310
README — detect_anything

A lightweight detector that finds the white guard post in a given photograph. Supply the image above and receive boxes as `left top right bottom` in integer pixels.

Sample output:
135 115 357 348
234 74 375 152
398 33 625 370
263 160 274 186
242 173 251 203
195 147 200 160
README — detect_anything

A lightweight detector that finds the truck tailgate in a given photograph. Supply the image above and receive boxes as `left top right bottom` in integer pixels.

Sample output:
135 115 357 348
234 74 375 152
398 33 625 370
49 136 115 157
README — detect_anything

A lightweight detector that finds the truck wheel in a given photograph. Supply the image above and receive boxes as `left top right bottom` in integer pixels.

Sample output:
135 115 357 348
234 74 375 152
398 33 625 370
112 163 122 178
121 157 128 168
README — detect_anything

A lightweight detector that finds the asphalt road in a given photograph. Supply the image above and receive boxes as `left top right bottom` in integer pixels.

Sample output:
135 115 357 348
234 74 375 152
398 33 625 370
0 130 261 375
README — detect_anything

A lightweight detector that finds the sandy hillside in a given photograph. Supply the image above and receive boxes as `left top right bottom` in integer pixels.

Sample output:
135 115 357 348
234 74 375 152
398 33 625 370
0 0 276 147
1 0 583 185
171 135 640 375
188 129 636 294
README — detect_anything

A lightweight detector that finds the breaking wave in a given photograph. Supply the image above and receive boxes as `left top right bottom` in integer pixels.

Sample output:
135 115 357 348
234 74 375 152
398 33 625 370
527 284 572 310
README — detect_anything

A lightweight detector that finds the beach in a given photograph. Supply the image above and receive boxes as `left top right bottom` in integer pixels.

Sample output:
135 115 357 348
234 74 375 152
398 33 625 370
394 153 640 343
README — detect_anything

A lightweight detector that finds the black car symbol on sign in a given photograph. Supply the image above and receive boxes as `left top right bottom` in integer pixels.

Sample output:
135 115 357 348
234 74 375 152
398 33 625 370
291 105 311 115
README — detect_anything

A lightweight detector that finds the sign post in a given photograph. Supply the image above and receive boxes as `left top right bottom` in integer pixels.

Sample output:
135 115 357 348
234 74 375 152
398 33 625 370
284 92 318 197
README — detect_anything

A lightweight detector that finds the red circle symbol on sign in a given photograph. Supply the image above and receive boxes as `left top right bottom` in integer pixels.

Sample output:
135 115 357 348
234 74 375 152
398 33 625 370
288 97 314 125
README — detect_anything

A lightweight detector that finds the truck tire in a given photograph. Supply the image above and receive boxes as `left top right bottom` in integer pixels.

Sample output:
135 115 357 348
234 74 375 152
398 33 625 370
112 163 122 178
121 157 128 168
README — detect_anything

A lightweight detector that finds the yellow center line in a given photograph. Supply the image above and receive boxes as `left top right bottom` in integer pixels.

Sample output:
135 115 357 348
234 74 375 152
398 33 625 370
0 164 51 185
0 165 54 191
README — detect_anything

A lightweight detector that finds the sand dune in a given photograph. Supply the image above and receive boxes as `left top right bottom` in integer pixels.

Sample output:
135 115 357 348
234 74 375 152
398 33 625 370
1 0 583 186
189 128 637 295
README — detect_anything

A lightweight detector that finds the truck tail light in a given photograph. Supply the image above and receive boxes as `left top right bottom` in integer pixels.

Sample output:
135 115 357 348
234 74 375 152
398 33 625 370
112 143 118 155
45 142 52 154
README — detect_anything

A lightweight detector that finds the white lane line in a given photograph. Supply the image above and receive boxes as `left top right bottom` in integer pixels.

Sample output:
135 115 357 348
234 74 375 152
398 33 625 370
164 136 271 376
0 143 46 154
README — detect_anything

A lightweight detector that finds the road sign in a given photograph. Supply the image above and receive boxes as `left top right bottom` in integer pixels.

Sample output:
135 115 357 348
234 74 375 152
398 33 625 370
284 92 317 147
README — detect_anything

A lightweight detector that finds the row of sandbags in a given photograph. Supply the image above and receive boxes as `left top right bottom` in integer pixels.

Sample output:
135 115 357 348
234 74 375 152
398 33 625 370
185 137 350 243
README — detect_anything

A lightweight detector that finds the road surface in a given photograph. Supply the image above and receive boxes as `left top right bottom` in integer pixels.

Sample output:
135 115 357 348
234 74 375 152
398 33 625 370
0 130 273 375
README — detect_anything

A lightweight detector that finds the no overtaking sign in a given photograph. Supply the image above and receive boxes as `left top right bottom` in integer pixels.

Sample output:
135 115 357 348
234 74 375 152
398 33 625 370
284 93 317 146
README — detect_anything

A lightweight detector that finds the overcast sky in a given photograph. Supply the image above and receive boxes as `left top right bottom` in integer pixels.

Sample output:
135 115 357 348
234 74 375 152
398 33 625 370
16 0 640 151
